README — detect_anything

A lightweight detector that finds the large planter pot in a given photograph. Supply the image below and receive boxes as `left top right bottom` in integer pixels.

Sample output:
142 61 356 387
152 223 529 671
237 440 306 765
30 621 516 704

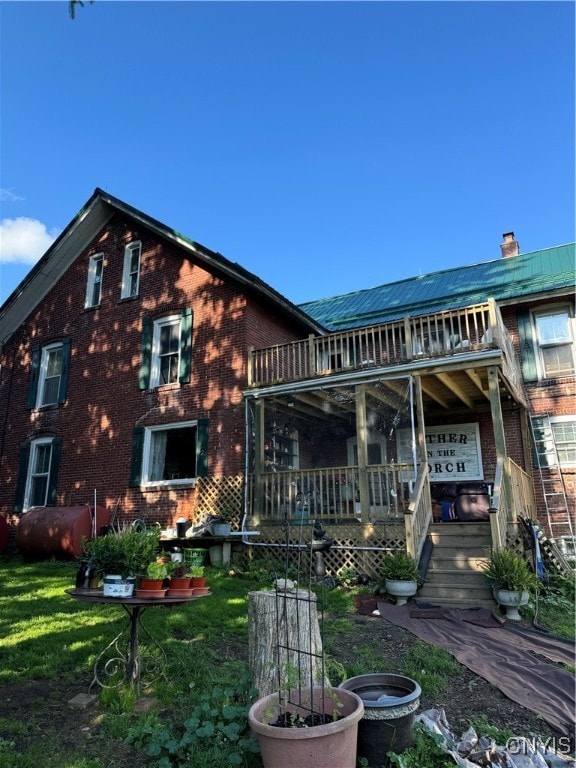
494 588 529 621
339 673 421 767
248 686 364 768
385 579 418 606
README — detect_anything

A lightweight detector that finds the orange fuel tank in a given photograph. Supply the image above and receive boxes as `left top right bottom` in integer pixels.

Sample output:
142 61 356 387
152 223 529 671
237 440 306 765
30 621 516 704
15 506 111 559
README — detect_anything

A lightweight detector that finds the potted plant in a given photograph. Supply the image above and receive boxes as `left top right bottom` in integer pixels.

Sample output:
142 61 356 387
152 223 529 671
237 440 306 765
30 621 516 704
189 565 207 589
482 547 539 620
248 685 364 768
168 562 192 590
139 560 171 592
378 550 421 606
78 527 162 596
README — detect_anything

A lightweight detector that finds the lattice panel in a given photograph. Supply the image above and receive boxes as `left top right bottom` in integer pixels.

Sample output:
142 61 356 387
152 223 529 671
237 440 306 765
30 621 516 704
194 475 244 530
248 522 406 582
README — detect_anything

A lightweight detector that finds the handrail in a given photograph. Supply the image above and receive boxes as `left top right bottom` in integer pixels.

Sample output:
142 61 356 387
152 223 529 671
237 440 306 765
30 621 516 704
490 457 508 551
490 456 537 550
405 464 431 563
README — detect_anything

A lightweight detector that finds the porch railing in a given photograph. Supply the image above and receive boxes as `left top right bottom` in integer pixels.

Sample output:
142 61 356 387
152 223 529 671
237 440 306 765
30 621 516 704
490 456 537 550
404 464 432 563
247 463 414 524
248 300 516 388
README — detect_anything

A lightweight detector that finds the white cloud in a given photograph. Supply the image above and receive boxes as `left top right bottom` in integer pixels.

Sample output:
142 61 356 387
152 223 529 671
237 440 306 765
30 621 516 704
0 188 25 203
0 217 60 265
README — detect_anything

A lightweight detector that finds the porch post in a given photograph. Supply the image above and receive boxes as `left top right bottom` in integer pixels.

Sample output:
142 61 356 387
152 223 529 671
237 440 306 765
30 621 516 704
355 385 370 524
487 366 514 522
253 399 265 524
413 377 427 466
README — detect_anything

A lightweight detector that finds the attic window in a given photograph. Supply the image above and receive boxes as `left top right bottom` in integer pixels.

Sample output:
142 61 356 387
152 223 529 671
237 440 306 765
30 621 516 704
121 241 141 299
85 253 104 308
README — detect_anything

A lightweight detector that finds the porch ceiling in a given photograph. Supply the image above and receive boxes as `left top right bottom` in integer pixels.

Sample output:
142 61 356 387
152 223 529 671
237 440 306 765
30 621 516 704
261 357 517 417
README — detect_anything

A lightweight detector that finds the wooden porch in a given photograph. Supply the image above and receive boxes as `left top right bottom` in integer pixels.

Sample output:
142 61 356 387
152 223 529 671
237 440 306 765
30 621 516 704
243 299 537 580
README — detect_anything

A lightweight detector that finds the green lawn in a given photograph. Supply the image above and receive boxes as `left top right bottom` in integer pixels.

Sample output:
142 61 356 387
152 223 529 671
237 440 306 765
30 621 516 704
0 554 573 768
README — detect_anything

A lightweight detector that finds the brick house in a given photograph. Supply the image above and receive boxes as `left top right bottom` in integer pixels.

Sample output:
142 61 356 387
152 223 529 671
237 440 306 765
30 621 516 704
0 190 574 603
0 188 322 543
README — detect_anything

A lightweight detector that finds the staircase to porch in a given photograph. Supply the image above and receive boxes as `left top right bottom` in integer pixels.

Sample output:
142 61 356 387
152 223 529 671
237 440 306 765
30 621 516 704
418 522 496 609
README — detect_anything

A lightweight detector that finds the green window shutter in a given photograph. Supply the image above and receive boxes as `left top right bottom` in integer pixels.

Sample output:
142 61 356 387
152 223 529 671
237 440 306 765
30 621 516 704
13 442 31 514
179 307 193 384
196 419 209 477
27 346 40 409
46 438 62 507
139 317 153 390
517 310 538 383
58 339 71 404
129 426 145 487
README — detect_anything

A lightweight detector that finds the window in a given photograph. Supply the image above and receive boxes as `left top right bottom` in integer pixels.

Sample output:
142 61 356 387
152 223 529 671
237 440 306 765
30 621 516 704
130 420 209 487
14 436 62 512
139 309 192 389
85 254 104 308
550 417 576 467
121 241 141 299
533 308 575 379
27 340 71 409
153 316 181 386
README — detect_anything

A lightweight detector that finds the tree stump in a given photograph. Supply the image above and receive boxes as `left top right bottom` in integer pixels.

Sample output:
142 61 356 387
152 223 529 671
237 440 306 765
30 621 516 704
248 589 328 698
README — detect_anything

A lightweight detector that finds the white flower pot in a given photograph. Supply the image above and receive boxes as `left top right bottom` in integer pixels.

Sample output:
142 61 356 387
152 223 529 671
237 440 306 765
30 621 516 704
385 579 418 606
494 589 529 621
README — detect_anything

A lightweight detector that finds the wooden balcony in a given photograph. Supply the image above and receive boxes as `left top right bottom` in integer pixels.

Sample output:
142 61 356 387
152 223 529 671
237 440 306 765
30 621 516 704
248 299 526 411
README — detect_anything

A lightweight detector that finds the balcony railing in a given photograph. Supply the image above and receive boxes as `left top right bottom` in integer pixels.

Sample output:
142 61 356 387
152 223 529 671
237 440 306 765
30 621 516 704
248 299 521 391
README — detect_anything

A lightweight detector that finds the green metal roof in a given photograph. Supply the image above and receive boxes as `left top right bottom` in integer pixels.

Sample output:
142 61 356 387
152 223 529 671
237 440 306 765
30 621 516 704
299 244 576 330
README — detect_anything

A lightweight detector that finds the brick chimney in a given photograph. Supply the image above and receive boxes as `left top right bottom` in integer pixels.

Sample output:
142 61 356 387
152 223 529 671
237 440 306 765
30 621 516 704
500 231 519 258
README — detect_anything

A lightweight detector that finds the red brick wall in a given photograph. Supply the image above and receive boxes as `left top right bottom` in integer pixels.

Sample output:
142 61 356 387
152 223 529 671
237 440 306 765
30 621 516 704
0 214 315 529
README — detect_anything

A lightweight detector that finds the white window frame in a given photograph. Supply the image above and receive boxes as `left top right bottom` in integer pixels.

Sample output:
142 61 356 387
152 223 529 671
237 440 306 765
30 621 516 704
37 343 63 408
141 421 198 487
549 416 576 468
150 314 182 387
121 241 141 299
24 437 54 510
85 253 104 308
533 306 575 380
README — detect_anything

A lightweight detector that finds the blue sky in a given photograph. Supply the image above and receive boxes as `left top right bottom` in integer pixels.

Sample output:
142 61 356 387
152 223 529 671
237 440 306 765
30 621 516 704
1 1 574 306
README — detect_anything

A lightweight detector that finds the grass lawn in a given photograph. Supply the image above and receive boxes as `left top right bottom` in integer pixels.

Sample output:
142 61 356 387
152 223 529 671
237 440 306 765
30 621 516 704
0 554 573 768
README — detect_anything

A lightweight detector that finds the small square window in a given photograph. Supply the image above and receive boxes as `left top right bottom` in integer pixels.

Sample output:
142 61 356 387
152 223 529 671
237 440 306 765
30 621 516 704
142 423 198 485
534 308 575 379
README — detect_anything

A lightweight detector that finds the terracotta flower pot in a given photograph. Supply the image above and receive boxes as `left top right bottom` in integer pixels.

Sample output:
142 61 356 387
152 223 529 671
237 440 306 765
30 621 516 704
139 578 165 591
248 686 364 768
169 577 191 590
190 576 207 589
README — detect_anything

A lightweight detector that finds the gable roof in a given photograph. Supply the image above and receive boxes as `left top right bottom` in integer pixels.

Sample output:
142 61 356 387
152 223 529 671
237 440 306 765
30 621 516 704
299 244 576 330
0 188 325 344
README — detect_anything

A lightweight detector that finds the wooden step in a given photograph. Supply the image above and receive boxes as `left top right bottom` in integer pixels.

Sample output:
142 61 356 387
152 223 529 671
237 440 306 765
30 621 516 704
412 594 496 609
424 568 488 585
427 555 488 571
418 521 495 608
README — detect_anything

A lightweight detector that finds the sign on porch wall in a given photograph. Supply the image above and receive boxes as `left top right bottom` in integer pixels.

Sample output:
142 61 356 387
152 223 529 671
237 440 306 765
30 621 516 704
396 422 483 481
